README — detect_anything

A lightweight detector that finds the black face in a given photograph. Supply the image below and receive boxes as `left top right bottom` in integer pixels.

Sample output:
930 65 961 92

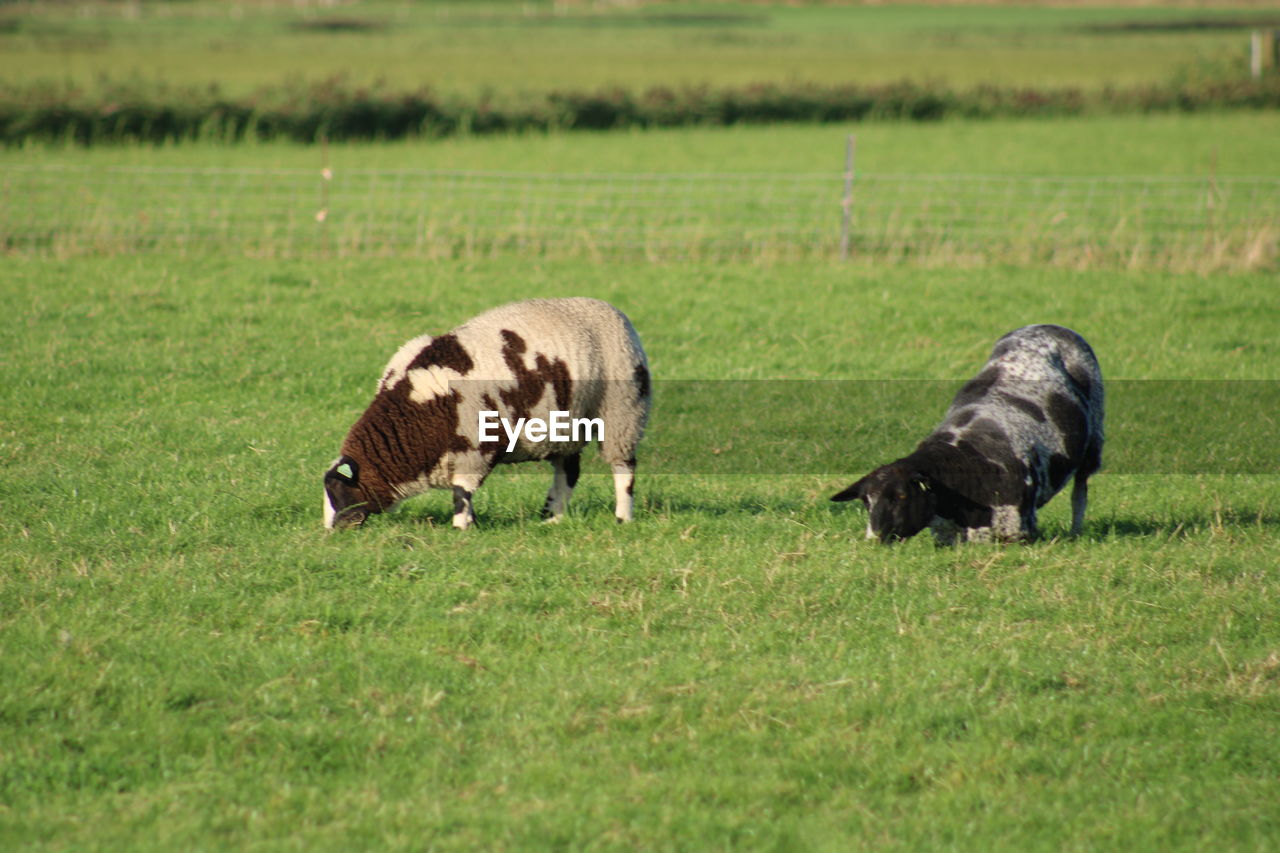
832 464 936 544
323 455 376 528
867 475 935 543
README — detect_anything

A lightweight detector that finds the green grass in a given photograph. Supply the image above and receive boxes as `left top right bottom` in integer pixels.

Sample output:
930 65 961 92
6 114 1278 271
4 3 1278 845
2 0 1274 96
2 255 1278 848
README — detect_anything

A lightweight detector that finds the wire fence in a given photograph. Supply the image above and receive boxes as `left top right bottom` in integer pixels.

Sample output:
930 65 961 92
3 163 1277 269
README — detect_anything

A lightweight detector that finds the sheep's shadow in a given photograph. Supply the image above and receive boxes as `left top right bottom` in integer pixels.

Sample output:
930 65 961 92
640 493 817 518
282 481 1279 540
1086 508 1280 541
819 491 1280 543
378 490 819 530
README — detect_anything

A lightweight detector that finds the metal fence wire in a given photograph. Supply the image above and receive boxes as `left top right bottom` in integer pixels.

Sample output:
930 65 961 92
2 163 1277 268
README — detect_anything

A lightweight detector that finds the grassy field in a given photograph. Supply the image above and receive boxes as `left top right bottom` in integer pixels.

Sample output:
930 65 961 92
5 114 1277 270
3 1 1280 846
2 254 1278 848
3 0 1277 96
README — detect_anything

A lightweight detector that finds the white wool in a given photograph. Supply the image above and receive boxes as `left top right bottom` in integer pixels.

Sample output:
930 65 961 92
407 365 469 404
379 333 433 392
330 298 649 527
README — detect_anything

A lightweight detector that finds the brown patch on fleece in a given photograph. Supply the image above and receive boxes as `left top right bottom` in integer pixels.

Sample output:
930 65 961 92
633 362 651 401
498 329 574 419
341 374 475 511
405 333 474 377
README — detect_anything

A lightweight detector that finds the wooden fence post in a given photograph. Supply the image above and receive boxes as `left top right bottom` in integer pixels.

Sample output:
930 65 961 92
317 135 331 255
840 134 856 261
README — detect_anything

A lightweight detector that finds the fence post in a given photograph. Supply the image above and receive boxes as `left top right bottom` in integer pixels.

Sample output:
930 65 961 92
1252 30 1264 80
317 134 331 255
839 134 856 261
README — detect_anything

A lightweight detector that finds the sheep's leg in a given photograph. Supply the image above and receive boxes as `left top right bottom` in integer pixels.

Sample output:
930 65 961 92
929 517 961 546
451 485 476 530
449 460 490 530
451 468 487 529
541 453 580 523
611 457 636 523
1070 472 1089 537
1021 506 1040 543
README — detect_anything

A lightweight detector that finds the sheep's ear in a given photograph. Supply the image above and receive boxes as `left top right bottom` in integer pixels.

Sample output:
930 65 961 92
831 476 869 503
328 456 359 485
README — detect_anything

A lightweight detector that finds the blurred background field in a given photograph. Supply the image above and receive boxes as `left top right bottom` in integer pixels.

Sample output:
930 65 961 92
4 0 1279 95
3 0 1280 145
3 1 1278 270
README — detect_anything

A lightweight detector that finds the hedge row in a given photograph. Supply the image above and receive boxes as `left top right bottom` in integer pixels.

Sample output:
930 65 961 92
3 76 1279 145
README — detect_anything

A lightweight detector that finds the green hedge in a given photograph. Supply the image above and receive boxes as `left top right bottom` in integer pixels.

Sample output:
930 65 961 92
3 76 1279 145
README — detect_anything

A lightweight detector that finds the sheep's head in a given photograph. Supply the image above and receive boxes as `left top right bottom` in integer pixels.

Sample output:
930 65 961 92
831 463 936 543
323 455 380 529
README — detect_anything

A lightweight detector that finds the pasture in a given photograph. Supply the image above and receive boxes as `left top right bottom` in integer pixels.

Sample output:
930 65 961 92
3 1 1280 848
5 115 1279 270
3 247 1279 849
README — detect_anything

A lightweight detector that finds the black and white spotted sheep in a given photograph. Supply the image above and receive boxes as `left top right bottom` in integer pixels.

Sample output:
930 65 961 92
324 298 651 529
831 324 1104 544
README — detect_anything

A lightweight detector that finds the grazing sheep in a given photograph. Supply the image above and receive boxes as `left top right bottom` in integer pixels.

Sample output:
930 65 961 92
831 324 1103 544
324 298 650 529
